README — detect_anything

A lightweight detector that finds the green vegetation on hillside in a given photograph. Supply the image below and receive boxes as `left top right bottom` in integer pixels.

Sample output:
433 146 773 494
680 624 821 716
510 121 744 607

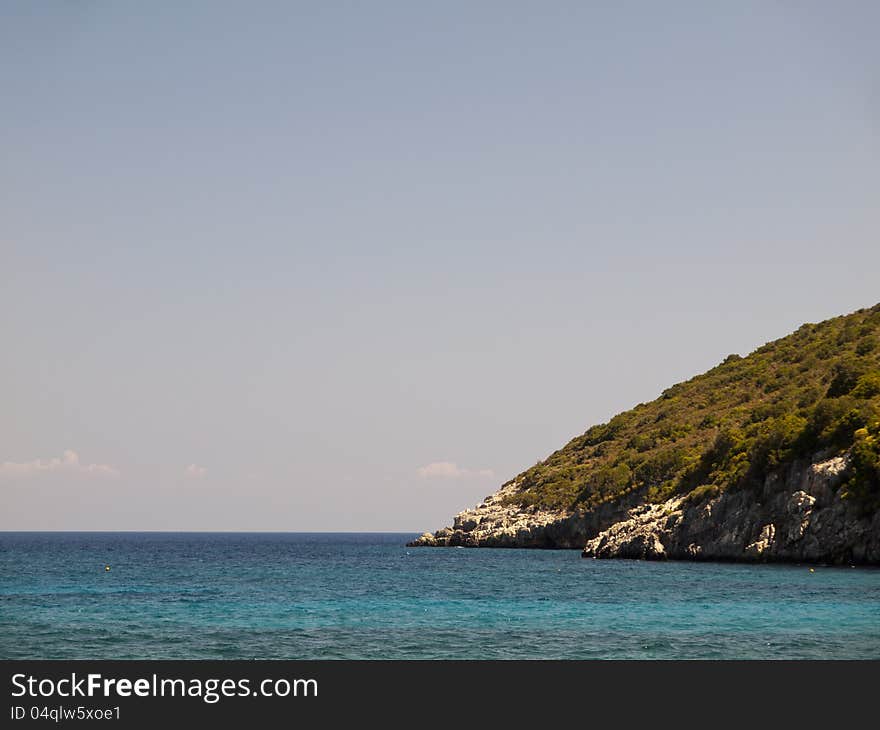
502 304 880 513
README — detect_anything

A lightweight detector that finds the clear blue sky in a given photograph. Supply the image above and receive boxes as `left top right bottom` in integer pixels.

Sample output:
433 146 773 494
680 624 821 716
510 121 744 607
2 1 878 530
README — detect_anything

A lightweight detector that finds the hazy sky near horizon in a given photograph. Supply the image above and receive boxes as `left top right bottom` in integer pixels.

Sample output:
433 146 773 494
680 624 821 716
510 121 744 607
2 1 879 530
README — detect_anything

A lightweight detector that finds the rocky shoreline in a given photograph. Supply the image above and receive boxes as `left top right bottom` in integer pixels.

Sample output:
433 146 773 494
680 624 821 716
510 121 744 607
407 480 644 549
408 456 880 564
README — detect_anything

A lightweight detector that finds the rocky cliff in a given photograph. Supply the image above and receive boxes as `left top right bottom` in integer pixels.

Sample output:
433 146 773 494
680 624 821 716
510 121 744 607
410 454 880 563
407 480 641 549
582 455 880 563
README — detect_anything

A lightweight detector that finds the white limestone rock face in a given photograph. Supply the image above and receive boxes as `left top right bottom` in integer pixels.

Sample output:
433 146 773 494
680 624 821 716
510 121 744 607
407 480 638 549
582 456 880 564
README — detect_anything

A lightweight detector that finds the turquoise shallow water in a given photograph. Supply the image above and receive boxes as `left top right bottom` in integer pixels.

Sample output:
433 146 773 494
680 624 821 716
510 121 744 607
1 532 878 659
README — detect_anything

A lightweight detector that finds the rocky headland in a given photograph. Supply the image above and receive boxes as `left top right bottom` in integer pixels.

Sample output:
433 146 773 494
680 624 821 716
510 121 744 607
408 480 642 549
408 304 880 564
409 455 880 563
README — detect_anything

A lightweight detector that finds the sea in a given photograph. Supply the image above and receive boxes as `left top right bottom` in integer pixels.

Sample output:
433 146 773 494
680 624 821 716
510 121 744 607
1 532 878 660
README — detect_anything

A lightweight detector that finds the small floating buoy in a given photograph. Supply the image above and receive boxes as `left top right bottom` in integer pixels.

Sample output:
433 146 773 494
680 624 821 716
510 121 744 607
105 565 111 572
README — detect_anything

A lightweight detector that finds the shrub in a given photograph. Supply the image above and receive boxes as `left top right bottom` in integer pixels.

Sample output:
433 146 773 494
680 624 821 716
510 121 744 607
826 359 869 397
851 372 880 399
842 422 880 509
682 484 720 507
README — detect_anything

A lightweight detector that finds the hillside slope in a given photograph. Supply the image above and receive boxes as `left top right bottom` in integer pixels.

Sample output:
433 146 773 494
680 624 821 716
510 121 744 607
409 304 880 563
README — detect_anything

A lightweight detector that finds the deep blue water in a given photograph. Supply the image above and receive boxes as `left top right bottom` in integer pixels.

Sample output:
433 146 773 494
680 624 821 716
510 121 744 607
1 532 878 659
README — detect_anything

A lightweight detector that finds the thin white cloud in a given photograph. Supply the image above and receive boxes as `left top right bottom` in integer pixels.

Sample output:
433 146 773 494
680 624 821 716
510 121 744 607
0 449 120 479
184 463 207 479
417 461 495 479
